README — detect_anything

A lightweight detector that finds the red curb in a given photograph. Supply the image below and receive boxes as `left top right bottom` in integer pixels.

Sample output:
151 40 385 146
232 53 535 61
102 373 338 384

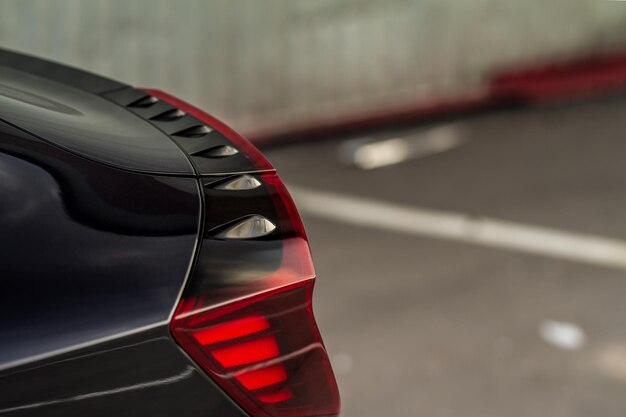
491 54 626 102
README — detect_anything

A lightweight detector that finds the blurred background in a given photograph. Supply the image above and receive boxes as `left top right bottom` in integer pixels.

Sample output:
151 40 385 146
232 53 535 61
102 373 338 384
4 1 626 416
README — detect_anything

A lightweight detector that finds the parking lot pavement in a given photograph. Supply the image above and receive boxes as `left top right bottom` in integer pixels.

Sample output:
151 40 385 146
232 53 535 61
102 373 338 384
264 93 626 417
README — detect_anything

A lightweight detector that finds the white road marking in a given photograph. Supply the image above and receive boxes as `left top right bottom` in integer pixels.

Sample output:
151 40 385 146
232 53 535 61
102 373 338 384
341 124 465 169
289 186 626 270
539 320 586 351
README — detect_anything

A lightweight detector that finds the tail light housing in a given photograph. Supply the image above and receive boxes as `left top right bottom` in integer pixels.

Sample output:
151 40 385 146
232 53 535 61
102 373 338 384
172 280 339 417
151 90 340 417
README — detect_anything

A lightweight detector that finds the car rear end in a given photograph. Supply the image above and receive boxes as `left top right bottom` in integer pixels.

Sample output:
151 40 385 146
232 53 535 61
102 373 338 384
0 50 339 417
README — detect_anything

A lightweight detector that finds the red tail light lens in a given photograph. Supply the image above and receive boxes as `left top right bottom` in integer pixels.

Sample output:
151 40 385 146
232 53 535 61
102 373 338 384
172 280 339 417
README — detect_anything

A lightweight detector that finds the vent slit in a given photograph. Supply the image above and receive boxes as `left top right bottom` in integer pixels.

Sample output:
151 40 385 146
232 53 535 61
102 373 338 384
128 95 158 108
173 125 213 138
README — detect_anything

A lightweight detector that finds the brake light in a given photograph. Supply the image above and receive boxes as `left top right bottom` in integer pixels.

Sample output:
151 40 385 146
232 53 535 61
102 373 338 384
172 280 339 417
148 93 341 417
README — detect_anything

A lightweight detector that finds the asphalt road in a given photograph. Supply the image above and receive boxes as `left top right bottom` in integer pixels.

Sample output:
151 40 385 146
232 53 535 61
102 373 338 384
264 93 626 417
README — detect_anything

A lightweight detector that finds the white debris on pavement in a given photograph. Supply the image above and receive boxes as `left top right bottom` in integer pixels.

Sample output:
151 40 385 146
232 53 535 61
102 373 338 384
539 320 586 351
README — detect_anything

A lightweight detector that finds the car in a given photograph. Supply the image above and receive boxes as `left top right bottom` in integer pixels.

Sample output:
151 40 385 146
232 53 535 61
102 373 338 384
0 48 340 417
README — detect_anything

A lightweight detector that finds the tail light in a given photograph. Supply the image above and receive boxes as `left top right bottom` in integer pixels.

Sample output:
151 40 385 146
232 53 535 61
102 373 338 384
172 280 338 417
151 90 340 417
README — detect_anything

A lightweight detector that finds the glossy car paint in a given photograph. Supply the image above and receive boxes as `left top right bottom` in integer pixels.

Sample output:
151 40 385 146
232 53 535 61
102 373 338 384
0 120 200 367
0 49 336 416
0 66 194 174
0 49 223 415
0 326 248 417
